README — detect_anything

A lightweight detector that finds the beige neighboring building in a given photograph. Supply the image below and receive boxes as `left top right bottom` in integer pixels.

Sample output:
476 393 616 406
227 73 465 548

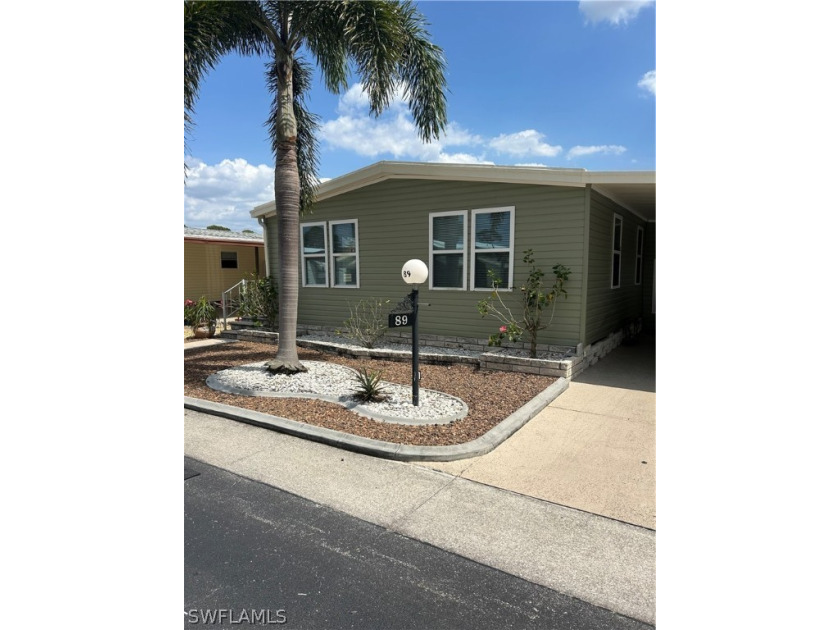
184 227 266 303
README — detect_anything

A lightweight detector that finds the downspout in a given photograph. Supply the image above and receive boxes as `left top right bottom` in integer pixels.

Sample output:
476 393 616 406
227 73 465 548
257 216 270 277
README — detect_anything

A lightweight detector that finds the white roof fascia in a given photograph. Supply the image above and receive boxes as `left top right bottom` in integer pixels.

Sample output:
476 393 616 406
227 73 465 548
250 200 276 218
586 171 655 185
250 161 654 218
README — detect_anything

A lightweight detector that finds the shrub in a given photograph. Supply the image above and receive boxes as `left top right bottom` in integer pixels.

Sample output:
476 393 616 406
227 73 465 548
240 274 279 330
477 249 571 358
353 367 390 403
337 298 390 348
185 296 218 337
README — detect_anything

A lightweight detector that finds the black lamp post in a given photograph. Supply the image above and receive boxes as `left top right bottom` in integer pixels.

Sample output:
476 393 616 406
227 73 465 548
401 259 428 406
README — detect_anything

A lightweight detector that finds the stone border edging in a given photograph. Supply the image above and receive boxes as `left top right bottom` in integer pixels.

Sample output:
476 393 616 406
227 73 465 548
184 376 568 462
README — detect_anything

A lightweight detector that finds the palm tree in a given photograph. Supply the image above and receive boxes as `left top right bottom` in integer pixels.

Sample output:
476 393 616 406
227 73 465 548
184 1 447 373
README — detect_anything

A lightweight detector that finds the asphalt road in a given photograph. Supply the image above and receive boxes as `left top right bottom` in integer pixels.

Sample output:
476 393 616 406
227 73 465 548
185 457 652 630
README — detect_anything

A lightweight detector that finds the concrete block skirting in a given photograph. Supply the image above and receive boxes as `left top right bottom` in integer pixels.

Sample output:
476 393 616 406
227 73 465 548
219 323 629 380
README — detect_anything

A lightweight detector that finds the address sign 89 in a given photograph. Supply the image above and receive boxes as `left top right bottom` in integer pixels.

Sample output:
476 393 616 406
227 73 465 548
388 312 415 328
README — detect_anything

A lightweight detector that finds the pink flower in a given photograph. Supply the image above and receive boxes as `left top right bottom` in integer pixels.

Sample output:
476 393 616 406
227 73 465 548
499 325 507 333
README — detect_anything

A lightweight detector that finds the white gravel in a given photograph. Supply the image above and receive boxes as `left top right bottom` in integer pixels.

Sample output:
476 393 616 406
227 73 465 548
206 360 468 425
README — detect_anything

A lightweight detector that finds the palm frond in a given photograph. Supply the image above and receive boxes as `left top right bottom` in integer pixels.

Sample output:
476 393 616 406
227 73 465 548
394 2 448 141
184 1 269 149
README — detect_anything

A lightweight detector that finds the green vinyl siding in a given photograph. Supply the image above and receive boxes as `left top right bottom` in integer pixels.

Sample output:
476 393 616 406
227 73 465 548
584 189 647 344
264 178 587 346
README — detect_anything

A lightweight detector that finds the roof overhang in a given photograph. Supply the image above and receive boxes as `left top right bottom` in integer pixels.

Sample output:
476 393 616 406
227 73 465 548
251 161 656 222
184 236 265 246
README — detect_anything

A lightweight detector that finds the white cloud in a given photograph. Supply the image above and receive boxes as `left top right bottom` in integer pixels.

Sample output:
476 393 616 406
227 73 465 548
566 145 627 160
436 152 494 165
515 163 549 168
487 130 562 157
638 70 656 95
183 157 273 232
319 83 631 170
323 84 575 164
579 1 654 26
321 83 485 163
336 83 370 114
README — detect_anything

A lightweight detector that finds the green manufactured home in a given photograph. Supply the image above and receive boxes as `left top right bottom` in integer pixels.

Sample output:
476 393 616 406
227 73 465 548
251 162 655 352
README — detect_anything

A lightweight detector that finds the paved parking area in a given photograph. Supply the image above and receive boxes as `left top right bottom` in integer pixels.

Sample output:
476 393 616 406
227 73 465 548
417 333 656 530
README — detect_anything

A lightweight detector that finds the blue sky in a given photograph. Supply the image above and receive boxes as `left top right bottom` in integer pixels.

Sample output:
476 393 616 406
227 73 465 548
184 0 655 232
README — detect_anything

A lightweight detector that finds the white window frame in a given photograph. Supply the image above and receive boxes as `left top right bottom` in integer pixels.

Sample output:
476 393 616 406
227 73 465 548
611 213 623 289
471 206 515 291
429 210 468 290
300 221 328 287
329 219 359 289
635 226 644 285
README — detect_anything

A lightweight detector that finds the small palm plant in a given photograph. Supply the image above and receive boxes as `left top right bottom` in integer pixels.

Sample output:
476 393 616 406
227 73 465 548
353 367 390 403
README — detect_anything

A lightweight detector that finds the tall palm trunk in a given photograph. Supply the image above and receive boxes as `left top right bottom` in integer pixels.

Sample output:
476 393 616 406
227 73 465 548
266 50 306 374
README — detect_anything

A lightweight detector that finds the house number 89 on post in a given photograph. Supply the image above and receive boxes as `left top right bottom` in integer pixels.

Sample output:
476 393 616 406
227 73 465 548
388 313 415 328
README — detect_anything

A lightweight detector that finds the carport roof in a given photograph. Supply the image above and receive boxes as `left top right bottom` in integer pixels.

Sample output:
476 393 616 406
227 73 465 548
251 161 656 222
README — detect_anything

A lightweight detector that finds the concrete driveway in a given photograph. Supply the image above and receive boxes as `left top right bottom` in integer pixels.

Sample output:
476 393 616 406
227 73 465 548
417 332 656 530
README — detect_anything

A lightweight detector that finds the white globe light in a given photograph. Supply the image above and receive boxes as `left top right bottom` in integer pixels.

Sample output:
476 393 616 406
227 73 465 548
401 259 428 284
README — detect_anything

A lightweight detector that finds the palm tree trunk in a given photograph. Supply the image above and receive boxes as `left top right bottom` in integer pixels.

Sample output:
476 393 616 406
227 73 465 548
266 52 306 374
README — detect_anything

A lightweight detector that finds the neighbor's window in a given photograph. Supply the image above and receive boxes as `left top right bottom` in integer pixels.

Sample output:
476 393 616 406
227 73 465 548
471 207 514 290
330 219 359 288
429 211 467 289
611 214 623 289
300 222 328 287
221 251 238 269
635 226 644 285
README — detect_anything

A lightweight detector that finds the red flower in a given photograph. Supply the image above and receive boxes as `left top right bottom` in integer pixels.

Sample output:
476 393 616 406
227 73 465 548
499 325 507 333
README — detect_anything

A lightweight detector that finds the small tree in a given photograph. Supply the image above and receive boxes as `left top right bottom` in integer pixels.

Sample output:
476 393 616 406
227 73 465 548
477 249 571 358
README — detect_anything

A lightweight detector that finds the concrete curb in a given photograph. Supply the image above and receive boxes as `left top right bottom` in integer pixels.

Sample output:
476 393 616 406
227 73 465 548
184 376 568 462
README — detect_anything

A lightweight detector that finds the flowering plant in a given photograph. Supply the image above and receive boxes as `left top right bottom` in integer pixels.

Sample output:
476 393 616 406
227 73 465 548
488 322 523 347
184 299 196 324
477 249 571 358
184 296 217 331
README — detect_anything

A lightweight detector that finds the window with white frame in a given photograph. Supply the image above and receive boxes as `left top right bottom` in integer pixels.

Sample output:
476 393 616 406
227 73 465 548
472 207 514 290
300 222 328 286
330 219 359 288
635 226 644 285
300 220 359 287
611 214 623 289
429 211 467 289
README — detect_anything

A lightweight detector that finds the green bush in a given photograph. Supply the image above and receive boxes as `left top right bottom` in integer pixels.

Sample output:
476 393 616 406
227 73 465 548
240 274 278 330
185 296 218 336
